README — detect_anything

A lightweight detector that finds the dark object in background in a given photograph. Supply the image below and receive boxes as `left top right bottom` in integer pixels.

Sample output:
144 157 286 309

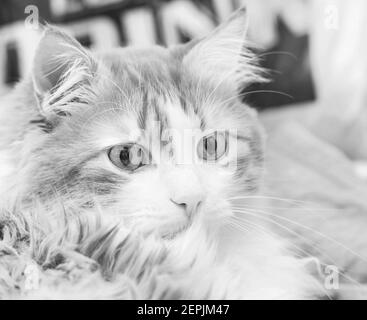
0 0 316 109
0 0 13 25
76 34 93 48
5 42 20 85
244 18 316 109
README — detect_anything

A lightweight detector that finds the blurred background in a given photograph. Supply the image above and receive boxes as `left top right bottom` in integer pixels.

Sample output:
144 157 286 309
0 0 316 108
0 0 366 168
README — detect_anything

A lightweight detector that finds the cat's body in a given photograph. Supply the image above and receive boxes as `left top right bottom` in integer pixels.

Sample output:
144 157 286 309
0 9 323 299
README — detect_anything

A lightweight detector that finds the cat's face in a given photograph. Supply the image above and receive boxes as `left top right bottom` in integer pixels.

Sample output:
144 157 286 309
19 9 264 238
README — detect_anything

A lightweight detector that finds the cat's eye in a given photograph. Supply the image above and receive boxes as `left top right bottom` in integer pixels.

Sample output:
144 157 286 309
108 144 148 171
197 131 228 161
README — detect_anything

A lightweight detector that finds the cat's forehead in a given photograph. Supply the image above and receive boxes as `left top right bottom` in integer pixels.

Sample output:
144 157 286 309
96 47 237 113
99 47 176 85
92 48 201 124
80 46 253 145
87 94 202 150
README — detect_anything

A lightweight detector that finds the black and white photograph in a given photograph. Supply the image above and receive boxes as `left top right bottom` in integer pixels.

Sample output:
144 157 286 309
0 0 367 304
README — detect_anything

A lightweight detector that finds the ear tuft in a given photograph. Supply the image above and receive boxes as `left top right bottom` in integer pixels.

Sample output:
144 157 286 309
182 7 265 92
32 26 97 118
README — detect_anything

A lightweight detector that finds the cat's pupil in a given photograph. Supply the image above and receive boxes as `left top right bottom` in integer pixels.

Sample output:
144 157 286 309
120 147 131 166
205 136 217 155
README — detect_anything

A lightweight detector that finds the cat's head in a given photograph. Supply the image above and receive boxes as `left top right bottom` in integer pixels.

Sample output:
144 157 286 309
13 8 265 239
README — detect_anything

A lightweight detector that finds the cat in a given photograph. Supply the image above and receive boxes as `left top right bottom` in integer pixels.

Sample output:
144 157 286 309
0 8 323 299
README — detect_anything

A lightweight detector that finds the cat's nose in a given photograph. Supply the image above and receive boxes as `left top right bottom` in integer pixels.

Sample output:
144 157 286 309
166 167 205 218
170 190 204 219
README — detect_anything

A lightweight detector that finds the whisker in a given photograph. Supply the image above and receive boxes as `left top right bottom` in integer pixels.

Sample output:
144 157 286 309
258 51 298 61
229 215 333 298
237 203 340 214
228 195 314 206
215 90 294 108
235 206 367 265
232 208 366 288
231 213 314 259
229 215 288 243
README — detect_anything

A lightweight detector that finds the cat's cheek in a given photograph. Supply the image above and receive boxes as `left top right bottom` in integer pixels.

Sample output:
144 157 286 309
106 169 190 232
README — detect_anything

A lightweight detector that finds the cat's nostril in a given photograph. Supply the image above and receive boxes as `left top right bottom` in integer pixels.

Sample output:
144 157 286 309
170 199 186 209
170 199 186 206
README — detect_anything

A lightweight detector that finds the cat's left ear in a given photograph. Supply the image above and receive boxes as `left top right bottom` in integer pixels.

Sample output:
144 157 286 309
32 26 97 118
181 7 263 89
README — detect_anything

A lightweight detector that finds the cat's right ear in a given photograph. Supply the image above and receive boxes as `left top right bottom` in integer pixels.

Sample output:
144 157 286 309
32 26 97 118
178 8 264 91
